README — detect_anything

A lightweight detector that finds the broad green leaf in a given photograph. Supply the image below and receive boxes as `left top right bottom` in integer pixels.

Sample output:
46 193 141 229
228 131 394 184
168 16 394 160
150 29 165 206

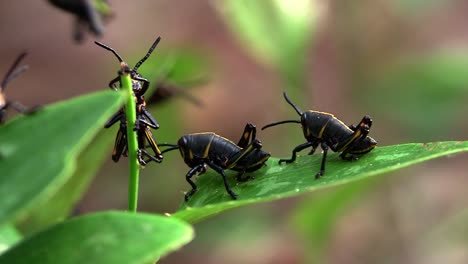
15 129 116 235
174 141 468 223
0 224 21 254
0 90 126 226
0 211 194 264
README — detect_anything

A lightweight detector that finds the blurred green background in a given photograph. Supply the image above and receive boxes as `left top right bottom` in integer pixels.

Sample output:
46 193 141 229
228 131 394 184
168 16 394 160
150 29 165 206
1 0 467 263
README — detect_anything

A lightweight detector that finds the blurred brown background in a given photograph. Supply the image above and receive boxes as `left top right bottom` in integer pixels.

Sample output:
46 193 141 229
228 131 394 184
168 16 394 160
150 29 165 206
1 1 467 263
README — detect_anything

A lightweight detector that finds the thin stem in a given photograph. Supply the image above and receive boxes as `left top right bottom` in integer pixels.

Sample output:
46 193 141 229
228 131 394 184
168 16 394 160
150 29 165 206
120 70 139 212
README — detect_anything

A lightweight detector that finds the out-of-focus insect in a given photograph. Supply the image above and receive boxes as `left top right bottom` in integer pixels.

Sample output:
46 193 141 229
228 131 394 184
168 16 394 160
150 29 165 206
262 92 377 178
160 123 270 201
48 0 113 43
95 37 163 165
146 67 205 107
1 52 39 124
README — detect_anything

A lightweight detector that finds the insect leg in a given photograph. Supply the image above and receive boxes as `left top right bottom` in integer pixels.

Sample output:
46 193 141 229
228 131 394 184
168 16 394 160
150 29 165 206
235 168 254 182
206 160 238 200
133 112 157 131
133 76 150 96
184 163 205 201
0 108 6 124
81 0 104 36
8 101 31 114
104 110 124 128
307 140 320 155
6 101 40 117
143 127 163 161
237 123 257 148
108 76 120 90
338 115 373 159
226 139 262 168
136 129 148 165
279 141 314 164
315 142 329 179
140 106 159 129
111 124 127 162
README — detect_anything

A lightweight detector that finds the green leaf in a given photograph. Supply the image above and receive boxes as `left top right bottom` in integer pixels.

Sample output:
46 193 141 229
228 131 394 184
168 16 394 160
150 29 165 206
213 0 317 89
173 141 468 223
0 224 22 254
0 211 194 264
139 49 210 85
93 0 113 16
15 129 116 235
0 90 126 226
214 0 317 68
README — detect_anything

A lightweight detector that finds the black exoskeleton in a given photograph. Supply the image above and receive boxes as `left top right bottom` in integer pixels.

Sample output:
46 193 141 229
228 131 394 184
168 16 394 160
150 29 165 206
0 52 39 124
262 92 377 178
95 37 163 165
160 123 270 201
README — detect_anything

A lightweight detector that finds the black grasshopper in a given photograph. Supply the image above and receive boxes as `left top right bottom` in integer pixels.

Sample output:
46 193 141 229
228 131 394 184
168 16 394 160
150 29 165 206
262 92 377 178
160 123 270 201
95 37 163 165
1 52 39 124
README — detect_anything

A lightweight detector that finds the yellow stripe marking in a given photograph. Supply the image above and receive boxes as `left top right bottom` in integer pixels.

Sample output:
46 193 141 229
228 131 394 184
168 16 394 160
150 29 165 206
202 135 214 158
112 130 124 156
317 119 330 138
145 129 161 155
337 130 362 152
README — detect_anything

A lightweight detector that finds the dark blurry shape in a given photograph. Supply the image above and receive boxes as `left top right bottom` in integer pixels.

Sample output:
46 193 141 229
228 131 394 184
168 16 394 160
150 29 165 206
48 0 113 43
160 123 270 201
95 37 164 166
262 92 377 178
147 75 205 107
0 52 40 124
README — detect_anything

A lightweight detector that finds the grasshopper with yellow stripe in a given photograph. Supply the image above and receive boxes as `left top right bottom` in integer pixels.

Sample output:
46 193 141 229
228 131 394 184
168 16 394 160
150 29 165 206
262 92 377 179
160 123 270 201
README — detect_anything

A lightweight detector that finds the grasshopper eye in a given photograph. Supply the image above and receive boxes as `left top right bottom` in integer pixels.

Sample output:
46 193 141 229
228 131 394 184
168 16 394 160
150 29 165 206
178 137 189 148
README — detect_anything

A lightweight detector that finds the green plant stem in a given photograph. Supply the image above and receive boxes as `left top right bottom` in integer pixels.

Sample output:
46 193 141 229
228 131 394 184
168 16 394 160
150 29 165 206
121 72 139 212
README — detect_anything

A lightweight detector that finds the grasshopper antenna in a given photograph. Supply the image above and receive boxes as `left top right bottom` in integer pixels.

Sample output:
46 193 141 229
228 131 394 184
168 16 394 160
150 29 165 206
94 41 124 63
133 36 161 71
1 52 29 90
283 91 303 116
